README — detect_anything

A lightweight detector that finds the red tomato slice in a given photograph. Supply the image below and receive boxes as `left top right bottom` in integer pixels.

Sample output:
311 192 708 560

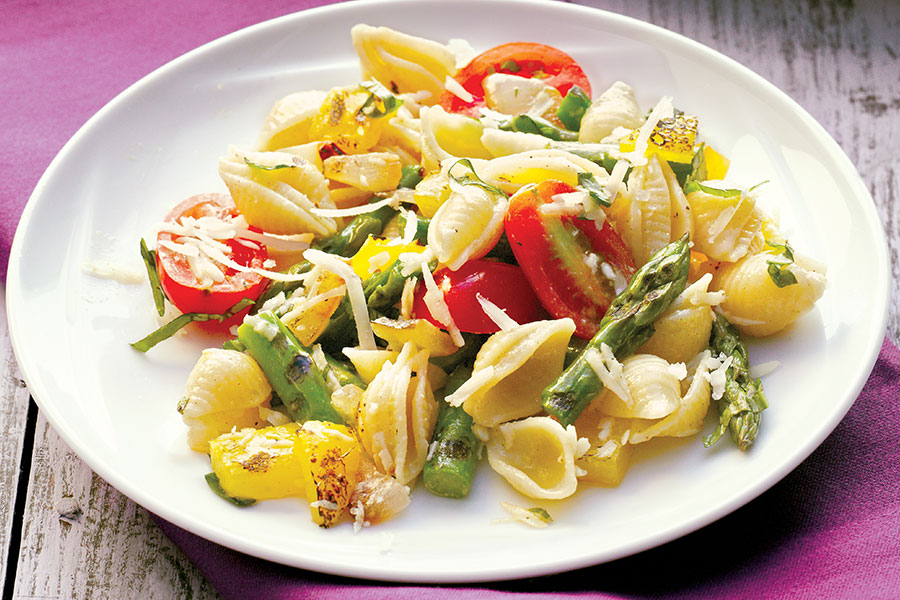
439 42 592 118
412 260 545 334
504 180 635 339
156 193 268 330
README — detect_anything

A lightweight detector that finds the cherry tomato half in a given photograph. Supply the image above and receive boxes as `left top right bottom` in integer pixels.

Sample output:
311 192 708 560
439 42 592 118
156 193 268 330
504 180 635 339
412 260 545 334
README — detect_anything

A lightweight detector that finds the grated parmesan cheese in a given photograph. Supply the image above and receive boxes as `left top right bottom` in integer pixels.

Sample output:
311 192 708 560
303 249 376 350
420 260 464 346
584 344 632 406
475 293 519 331
444 75 474 103
400 276 417 320
750 360 780 378
309 196 397 218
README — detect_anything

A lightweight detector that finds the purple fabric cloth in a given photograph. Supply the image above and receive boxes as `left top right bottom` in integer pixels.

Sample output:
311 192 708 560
154 339 900 599
7 1 899 598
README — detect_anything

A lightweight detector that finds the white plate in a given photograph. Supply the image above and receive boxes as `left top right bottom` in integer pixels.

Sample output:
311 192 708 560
7 0 889 583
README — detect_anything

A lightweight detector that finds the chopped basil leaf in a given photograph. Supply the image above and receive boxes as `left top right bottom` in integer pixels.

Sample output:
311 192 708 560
766 240 795 261
766 261 798 287
577 172 612 207
765 240 798 287
499 59 520 73
528 507 553 523
244 157 294 171
448 158 507 197
358 81 403 119
681 143 708 188
139 239 167 317
131 297 255 352
498 114 579 142
204 473 256 507
683 180 743 197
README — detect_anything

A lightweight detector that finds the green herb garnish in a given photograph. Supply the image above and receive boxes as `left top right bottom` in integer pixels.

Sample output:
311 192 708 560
204 473 256 507
358 81 403 119
244 157 294 171
576 171 612 208
528 507 553 524
139 239 167 317
499 59 521 73
131 298 255 352
765 241 798 288
448 158 507 197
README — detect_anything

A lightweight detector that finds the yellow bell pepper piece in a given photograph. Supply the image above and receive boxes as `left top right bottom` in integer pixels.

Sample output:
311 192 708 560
573 406 633 487
299 421 362 528
620 114 698 164
283 269 346 346
209 424 307 500
349 235 426 280
308 87 388 154
413 173 451 218
704 145 730 180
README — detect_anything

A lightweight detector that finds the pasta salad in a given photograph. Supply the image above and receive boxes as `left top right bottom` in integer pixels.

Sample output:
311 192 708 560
134 25 827 530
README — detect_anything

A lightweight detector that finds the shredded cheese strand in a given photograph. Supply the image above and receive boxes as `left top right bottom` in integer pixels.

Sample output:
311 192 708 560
303 249 376 350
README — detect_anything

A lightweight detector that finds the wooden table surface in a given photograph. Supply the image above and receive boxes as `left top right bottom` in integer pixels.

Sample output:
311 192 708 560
2 1 898 598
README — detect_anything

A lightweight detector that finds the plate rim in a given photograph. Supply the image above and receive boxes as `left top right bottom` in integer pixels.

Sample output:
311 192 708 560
6 0 891 583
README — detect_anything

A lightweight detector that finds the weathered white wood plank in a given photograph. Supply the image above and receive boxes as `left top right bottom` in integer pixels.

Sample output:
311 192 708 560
8 2 897 599
0 287 33 596
11 414 220 599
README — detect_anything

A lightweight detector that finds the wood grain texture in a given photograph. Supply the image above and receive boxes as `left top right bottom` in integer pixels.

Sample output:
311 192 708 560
4 1 897 599
0 289 32 594
10 414 219 600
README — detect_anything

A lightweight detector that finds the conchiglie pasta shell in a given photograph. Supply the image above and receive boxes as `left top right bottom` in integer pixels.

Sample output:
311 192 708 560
445 319 575 428
479 149 608 195
419 106 492 171
342 347 447 390
578 81 644 143
356 343 438 484
256 90 327 151
351 24 457 104
638 273 722 364
219 148 336 236
688 189 763 262
712 251 827 337
487 417 580 499
614 155 691 266
595 354 682 419
427 183 507 271
628 350 713 443
181 348 272 451
480 128 550 158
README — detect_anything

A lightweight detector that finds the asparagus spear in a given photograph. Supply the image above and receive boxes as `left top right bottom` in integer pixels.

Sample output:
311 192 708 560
252 204 398 312
312 202 397 257
237 311 343 424
318 257 430 351
542 236 691 426
424 366 481 498
704 314 768 451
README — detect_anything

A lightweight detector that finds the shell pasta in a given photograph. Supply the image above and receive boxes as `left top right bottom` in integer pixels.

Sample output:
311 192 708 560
133 24 828 530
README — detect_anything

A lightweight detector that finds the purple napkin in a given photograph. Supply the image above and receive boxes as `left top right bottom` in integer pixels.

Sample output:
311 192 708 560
1 0 340 278
155 338 900 599
8 1 899 597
